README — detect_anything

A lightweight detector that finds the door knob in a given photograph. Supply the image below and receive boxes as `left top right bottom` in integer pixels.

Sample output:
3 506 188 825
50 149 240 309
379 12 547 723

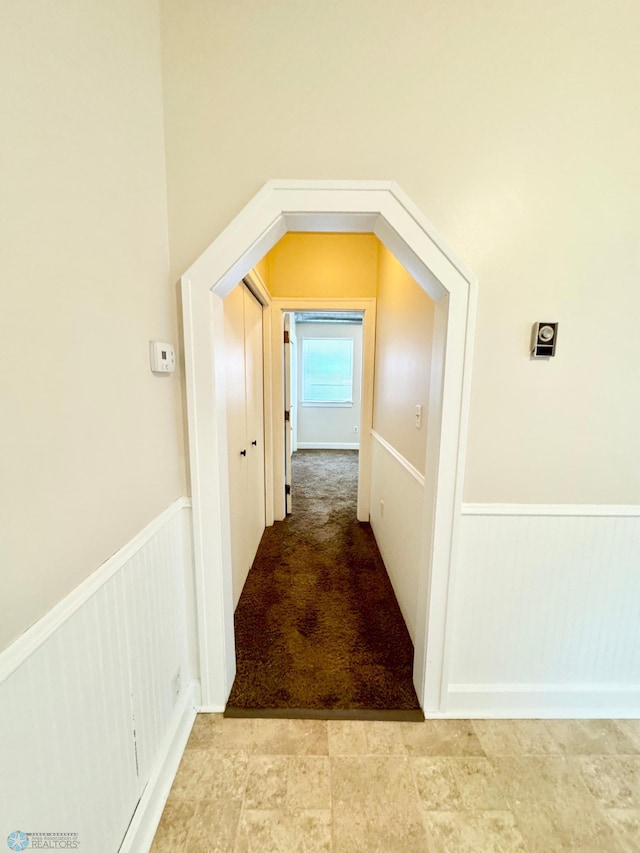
240 449 247 456
251 440 257 446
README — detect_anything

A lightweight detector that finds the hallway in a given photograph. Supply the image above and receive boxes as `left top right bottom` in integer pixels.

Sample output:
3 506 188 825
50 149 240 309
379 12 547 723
226 450 421 717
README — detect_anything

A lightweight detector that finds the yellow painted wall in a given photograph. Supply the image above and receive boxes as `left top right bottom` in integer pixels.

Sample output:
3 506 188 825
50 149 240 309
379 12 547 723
266 233 378 298
254 256 270 289
161 0 640 505
1 0 185 650
373 246 435 474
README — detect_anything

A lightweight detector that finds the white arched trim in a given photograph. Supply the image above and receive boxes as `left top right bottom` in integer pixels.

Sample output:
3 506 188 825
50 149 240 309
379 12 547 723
181 180 477 715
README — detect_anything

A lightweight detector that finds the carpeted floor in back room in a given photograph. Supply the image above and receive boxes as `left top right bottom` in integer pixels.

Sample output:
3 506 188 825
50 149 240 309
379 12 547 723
226 449 422 719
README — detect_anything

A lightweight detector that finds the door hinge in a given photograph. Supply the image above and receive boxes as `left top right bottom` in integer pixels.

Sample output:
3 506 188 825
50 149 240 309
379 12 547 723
284 410 290 422
284 330 290 344
285 485 291 495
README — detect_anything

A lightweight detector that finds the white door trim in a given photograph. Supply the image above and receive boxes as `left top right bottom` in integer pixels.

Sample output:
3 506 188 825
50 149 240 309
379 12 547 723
270 298 375 523
181 180 477 714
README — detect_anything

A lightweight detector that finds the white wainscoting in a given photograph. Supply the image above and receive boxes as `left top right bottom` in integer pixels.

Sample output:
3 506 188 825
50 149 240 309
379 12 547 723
443 505 640 718
0 499 198 853
369 431 425 642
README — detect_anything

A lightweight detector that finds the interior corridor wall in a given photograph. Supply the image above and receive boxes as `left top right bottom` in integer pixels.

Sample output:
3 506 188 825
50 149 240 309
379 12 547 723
1 0 185 650
369 246 436 640
372 246 435 473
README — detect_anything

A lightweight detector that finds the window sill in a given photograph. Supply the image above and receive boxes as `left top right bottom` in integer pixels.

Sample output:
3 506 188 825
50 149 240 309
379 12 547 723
301 401 354 408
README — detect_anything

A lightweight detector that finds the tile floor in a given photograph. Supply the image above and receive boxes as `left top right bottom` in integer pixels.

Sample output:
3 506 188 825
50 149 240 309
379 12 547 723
151 716 640 852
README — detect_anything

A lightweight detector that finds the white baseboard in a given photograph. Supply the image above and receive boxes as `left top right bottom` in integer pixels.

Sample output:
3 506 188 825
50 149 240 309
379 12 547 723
296 442 359 450
120 680 200 853
440 684 640 719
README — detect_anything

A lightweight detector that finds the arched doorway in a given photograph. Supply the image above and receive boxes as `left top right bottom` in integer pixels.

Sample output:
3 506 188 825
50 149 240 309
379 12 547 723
181 180 477 716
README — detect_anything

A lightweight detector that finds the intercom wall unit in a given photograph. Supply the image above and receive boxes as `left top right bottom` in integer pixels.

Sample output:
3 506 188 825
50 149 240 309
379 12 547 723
149 341 176 373
531 322 558 359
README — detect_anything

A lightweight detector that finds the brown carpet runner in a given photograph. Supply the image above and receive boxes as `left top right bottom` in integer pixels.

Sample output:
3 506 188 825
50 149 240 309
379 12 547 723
225 449 423 720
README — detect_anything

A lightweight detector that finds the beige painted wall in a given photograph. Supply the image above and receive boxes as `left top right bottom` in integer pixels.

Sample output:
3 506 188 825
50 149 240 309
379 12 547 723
373 246 435 474
0 0 185 651
264 233 378 298
161 0 640 505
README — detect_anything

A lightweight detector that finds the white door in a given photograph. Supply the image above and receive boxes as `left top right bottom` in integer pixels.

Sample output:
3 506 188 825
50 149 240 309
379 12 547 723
224 283 266 607
244 286 266 563
283 314 293 514
290 315 298 452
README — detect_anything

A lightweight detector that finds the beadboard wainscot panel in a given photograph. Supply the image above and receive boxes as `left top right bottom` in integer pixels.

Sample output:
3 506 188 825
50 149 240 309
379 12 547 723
122 505 195 785
369 431 425 641
0 499 198 853
443 504 640 717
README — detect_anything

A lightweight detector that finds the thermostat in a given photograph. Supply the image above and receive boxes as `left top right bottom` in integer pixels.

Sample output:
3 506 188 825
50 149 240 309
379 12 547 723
149 341 176 373
531 322 558 359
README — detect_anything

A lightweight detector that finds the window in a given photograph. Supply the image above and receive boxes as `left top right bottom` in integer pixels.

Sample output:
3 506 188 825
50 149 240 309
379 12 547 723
302 338 354 404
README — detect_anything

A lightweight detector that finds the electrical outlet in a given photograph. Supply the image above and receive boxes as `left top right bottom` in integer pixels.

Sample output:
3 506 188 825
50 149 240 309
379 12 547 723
171 669 181 702
353 425 359 433
380 499 384 517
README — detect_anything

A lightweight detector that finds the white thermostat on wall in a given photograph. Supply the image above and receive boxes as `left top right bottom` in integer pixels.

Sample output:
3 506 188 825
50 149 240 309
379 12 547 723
149 341 176 373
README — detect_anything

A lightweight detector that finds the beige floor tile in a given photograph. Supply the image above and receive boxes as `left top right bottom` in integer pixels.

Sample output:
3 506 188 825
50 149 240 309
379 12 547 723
170 748 249 801
490 756 593 808
544 719 639 755
287 756 331 809
191 716 331 755
327 720 407 755
187 800 243 853
153 717 640 853
150 800 197 852
412 757 461 811
244 755 289 809
331 756 429 852
333 806 432 853
615 720 640 752
331 755 416 806
573 756 640 808
512 801 624 852
422 810 527 853
401 720 486 757
604 808 640 853
473 719 562 755
233 808 331 853
244 754 331 811
186 715 261 752
251 718 328 755
412 757 508 811
214 718 262 751
185 713 224 750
